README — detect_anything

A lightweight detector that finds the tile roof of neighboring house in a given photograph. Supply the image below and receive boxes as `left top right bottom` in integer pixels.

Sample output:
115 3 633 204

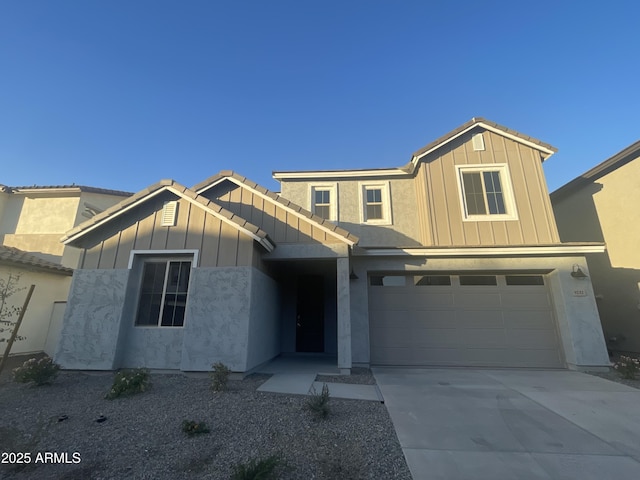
61 180 275 252
272 118 557 180
0 245 73 275
193 171 359 245
3 185 133 197
550 140 640 201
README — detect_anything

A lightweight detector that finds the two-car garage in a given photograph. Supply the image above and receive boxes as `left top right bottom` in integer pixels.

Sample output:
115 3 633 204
368 273 564 368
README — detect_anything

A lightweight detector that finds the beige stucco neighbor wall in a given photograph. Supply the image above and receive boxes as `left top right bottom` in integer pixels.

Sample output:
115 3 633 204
0 266 71 355
553 156 640 352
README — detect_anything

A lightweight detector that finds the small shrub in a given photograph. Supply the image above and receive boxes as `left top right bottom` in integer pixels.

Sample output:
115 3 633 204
210 362 231 391
305 383 330 419
12 356 59 385
613 355 640 380
181 420 210 436
105 368 150 399
231 454 283 480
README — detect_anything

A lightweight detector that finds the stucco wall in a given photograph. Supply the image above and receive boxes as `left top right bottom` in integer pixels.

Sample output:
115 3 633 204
55 269 129 370
0 267 71 356
246 268 280 370
280 177 421 247
181 267 252 371
349 255 609 369
552 157 640 352
55 264 283 372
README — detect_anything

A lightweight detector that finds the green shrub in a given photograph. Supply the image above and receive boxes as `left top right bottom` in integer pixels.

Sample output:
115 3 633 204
613 355 640 380
305 383 330 419
181 420 210 436
231 454 283 480
12 356 59 385
210 362 231 391
105 368 150 399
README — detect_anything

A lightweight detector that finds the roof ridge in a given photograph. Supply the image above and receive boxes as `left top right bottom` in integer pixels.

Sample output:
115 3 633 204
195 171 359 245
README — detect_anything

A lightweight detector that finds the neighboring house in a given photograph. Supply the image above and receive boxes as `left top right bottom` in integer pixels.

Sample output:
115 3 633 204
55 118 611 373
551 141 640 354
0 185 131 355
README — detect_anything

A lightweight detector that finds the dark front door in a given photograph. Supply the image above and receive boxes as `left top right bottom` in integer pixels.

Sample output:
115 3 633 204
296 275 325 352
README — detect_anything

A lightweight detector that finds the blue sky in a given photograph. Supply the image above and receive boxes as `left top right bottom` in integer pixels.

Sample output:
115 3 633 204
1 1 638 194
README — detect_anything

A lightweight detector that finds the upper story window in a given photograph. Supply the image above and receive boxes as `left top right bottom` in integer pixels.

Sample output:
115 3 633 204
136 259 192 327
455 165 518 221
359 181 392 225
309 183 337 221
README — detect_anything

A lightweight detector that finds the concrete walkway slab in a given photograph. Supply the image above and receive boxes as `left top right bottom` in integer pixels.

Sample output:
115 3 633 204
257 373 316 395
374 368 640 480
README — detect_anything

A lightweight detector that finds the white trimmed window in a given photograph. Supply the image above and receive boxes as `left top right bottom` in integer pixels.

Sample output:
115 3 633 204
136 258 192 327
359 181 392 224
309 183 337 221
456 165 517 221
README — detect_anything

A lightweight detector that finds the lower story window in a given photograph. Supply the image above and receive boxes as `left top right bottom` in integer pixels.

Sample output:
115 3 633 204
136 260 191 327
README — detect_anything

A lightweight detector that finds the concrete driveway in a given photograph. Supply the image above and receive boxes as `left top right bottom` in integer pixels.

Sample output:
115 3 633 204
373 368 640 480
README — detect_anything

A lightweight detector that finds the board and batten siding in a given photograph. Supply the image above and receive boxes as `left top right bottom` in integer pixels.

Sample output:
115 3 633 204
203 181 333 244
417 130 560 246
79 194 255 269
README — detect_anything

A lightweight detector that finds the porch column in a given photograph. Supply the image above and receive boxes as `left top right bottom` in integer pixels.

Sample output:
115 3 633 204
336 257 352 373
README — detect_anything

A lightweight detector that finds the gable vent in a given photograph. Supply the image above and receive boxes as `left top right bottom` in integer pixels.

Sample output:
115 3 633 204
472 133 485 151
161 201 178 227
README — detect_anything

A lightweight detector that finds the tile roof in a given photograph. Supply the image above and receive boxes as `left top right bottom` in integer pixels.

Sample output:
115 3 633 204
0 245 73 275
61 180 274 251
4 185 133 197
193 171 360 245
410 117 557 161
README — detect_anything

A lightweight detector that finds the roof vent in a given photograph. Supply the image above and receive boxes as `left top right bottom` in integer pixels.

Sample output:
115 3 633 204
472 133 485 151
161 201 178 227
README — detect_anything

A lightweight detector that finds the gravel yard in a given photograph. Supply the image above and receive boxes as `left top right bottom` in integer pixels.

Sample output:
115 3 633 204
0 368 411 480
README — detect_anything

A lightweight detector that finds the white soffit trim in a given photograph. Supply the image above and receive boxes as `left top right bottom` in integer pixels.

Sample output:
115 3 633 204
208 176 356 246
357 245 606 257
63 185 275 252
412 122 556 166
272 169 408 180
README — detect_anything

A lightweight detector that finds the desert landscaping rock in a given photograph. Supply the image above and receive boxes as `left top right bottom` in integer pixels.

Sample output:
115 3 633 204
0 371 411 479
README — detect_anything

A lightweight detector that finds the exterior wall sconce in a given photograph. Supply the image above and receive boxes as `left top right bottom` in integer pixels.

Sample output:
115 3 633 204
570 264 588 279
349 268 359 280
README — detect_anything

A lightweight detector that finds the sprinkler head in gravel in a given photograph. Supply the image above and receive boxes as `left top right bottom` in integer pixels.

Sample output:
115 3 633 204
95 415 107 423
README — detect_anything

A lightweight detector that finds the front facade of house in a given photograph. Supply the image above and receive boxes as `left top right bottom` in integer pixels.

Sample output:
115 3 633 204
551 141 640 353
55 118 611 373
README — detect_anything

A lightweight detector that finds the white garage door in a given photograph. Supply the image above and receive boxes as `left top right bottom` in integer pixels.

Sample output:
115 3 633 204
369 273 564 368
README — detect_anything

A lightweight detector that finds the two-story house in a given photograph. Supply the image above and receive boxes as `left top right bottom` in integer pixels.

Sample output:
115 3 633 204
55 118 610 373
0 185 131 355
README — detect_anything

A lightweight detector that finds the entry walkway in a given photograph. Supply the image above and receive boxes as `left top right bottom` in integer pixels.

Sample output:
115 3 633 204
256 356 383 401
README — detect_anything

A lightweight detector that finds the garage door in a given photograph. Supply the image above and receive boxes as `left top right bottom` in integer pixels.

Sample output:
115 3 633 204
369 273 564 368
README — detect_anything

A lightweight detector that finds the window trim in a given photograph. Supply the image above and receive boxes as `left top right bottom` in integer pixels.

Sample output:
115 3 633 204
358 181 392 225
455 164 518 222
134 258 192 328
308 183 338 221
129 250 199 328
